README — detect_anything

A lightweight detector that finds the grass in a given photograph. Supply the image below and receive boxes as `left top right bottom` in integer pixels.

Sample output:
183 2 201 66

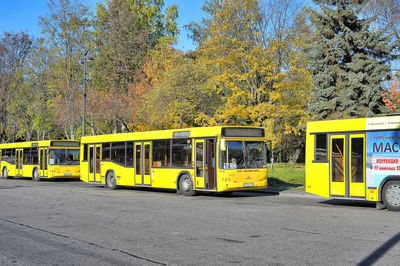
267 163 305 191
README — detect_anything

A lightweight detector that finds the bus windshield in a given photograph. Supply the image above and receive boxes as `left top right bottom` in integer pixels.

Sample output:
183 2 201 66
221 141 267 169
49 149 80 165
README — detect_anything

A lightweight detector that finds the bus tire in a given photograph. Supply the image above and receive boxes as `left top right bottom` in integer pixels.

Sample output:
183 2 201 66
105 171 117 190
382 180 400 212
179 174 196 196
33 168 40 182
3 167 9 179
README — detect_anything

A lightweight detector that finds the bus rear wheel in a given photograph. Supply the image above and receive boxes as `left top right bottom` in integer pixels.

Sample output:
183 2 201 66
33 168 40 182
179 174 196 196
105 172 117 190
3 167 9 179
382 180 400 212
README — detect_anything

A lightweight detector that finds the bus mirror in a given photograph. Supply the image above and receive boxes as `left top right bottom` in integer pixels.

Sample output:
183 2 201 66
220 139 226 151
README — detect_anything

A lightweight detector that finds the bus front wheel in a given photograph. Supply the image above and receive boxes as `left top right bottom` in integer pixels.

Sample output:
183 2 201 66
33 168 41 182
105 172 117 190
179 174 196 196
382 180 400 212
2 167 9 179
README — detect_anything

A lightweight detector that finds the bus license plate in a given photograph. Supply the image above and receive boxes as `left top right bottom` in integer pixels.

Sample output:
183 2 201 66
244 183 254 188
64 173 71 176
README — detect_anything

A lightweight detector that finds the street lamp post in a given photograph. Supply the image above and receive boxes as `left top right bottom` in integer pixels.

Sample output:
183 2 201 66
82 58 87 137
81 49 93 137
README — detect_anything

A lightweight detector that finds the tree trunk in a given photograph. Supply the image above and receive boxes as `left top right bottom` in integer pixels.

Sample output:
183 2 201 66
288 148 301 164
270 149 274 169
113 119 117 134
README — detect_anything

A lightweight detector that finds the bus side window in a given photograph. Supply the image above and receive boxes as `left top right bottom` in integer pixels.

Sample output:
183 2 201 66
83 144 88 161
314 134 327 161
23 148 31 164
31 148 38 164
126 142 134 167
102 143 110 161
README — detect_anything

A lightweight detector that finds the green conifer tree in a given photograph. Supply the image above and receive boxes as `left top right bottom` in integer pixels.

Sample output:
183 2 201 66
309 0 398 120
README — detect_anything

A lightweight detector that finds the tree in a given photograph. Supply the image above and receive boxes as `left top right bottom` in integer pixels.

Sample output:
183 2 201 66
382 73 400 111
30 39 62 140
92 0 178 90
136 47 220 130
309 0 398 120
363 0 400 41
0 32 32 142
187 0 311 163
87 0 179 134
39 0 92 140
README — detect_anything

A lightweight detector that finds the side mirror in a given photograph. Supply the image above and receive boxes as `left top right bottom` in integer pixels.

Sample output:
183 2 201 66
220 139 226 151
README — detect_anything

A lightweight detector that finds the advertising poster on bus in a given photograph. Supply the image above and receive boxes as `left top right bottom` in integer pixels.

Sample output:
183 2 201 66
366 130 400 187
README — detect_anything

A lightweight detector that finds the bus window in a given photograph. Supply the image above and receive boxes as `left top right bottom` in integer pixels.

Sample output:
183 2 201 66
315 134 327 161
136 145 141 175
196 142 204 177
3 149 15 164
111 142 126 165
126 142 134 167
89 147 94 173
351 138 364 183
171 139 191 168
332 138 344 182
49 149 80 165
220 141 266 169
23 148 31 164
31 148 38 164
83 144 88 161
153 140 171 167
145 144 150 175
102 143 110 161
95 146 101 173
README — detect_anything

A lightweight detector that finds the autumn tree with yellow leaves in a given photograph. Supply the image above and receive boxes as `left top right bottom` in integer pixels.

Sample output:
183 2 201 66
135 47 220 131
187 0 312 163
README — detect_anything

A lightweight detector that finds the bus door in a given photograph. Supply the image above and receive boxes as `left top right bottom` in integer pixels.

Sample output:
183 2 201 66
134 142 152 186
330 135 346 196
143 142 151 185
194 140 205 189
88 144 101 182
205 139 216 190
135 143 143 185
16 149 23 176
330 134 365 198
39 148 48 177
349 135 365 197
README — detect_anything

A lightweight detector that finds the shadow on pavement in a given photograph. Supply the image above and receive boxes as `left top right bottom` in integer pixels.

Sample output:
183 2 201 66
357 232 400 266
87 185 278 198
319 199 376 209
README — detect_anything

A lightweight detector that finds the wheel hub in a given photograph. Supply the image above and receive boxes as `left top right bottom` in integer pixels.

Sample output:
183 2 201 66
182 178 190 191
387 184 400 206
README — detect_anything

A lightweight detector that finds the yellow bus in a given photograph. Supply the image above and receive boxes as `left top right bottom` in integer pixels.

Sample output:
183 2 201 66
306 115 400 211
0 140 80 181
80 126 267 195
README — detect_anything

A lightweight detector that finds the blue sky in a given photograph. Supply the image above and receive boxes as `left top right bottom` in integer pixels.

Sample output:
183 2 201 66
0 0 205 51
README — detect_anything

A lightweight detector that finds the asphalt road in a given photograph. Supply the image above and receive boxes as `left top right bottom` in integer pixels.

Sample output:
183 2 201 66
0 178 399 266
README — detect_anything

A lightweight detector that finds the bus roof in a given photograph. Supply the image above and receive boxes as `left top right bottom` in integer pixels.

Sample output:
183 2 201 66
80 126 266 144
0 140 80 149
307 115 400 133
